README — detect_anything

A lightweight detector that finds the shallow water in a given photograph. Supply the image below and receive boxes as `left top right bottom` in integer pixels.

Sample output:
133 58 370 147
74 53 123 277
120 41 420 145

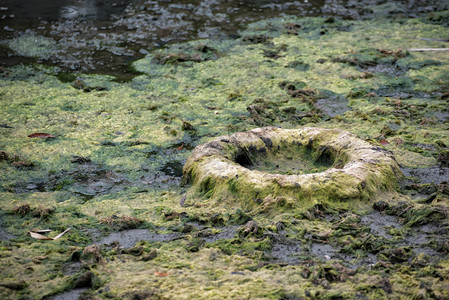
1 0 446 76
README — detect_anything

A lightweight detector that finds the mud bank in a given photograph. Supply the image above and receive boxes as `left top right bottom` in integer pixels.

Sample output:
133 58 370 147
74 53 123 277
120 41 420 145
0 7 448 300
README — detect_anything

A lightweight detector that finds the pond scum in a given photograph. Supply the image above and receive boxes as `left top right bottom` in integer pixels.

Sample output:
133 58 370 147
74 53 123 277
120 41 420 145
0 7 448 300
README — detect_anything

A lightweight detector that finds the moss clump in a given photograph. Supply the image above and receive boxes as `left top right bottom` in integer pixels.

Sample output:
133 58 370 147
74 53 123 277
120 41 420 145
99 215 144 231
6 35 59 59
183 127 402 210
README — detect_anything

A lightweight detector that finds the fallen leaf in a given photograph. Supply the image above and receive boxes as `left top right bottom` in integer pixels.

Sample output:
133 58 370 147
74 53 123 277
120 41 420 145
154 271 170 277
379 140 390 145
28 133 56 138
29 228 71 240
29 231 53 240
30 229 52 234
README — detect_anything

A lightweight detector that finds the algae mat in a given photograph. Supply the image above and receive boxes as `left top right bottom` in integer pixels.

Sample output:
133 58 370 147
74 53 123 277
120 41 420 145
0 10 449 299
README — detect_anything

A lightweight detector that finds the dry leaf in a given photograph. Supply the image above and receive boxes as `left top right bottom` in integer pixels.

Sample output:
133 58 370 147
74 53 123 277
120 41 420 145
29 231 53 240
28 133 56 138
31 229 52 234
154 271 170 277
379 140 390 145
29 228 71 240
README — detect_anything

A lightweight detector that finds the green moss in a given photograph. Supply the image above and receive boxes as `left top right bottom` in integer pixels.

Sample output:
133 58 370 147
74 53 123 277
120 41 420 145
1 8 449 299
5 35 59 59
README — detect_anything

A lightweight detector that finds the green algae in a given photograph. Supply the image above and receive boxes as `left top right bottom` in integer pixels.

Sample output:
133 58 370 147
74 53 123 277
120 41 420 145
4 35 59 59
0 9 449 300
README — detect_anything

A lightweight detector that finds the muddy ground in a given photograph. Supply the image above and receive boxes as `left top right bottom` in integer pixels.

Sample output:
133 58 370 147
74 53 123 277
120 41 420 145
1 1 449 300
1 0 448 75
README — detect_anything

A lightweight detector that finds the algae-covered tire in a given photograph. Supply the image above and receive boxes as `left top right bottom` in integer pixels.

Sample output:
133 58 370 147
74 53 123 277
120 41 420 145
183 127 402 207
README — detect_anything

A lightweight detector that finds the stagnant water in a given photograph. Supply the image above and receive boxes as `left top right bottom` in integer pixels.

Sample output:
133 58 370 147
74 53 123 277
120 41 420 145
0 0 446 79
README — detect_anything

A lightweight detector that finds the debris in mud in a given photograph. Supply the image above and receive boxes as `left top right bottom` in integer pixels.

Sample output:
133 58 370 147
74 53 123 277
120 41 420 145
80 245 104 265
240 220 260 237
12 203 55 219
70 155 91 164
31 205 55 219
0 152 35 170
284 23 302 35
242 35 272 44
71 78 107 92
12 203 31 216
99 215 143 231
181 121 196 132
27 132 56 139
141 249 158 261
154 271 170 277
29 228 70 240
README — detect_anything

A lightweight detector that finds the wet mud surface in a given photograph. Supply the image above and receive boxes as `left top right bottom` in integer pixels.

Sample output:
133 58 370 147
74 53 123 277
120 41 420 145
98 228 182 248
1 2 449 299
402 166 449 184
1 0 448 75
0 215 14 241
48 288 89 300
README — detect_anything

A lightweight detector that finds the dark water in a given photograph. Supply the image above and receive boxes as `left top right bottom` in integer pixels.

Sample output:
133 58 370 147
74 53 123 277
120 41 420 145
0 0 446 77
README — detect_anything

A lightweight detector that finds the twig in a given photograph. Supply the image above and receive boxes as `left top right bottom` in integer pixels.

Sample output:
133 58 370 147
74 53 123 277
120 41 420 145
408 48 449 52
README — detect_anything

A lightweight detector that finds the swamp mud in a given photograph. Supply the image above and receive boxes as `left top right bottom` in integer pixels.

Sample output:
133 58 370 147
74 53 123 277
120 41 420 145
1 1 449 299
0 0 448 76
